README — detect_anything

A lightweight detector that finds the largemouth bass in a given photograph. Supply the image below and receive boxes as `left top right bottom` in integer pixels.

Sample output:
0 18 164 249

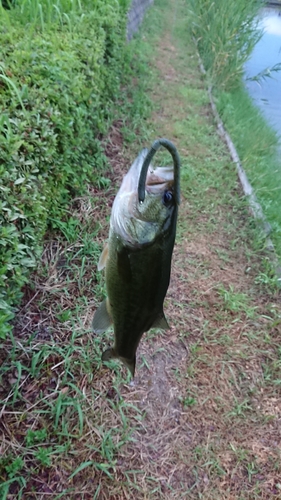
93 139 180 376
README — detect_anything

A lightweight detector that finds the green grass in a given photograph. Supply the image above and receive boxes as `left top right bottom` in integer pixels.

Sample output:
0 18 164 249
188 0 281 259
189 0 263 90
216 87 281 257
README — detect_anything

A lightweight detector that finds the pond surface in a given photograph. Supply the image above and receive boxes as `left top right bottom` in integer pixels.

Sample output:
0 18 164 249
244 6 281 140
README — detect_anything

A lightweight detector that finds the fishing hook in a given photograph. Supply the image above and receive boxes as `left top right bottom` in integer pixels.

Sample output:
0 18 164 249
138 138 180 205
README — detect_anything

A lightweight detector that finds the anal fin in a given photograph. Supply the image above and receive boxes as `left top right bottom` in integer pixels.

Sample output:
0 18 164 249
92 299 112 334
151 312 169 330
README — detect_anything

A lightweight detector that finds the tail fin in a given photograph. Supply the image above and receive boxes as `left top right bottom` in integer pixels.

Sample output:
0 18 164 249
102 348 136 377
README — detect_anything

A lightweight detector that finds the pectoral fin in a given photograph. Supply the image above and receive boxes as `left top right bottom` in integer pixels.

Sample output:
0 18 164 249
97 242 109 271
151 312 170 330
92 299 112 334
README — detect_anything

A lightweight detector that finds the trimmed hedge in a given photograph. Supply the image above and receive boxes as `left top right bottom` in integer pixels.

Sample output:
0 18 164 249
0 0 130 336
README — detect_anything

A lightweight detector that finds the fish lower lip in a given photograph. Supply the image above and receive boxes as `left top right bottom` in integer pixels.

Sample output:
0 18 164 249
146 180 167 187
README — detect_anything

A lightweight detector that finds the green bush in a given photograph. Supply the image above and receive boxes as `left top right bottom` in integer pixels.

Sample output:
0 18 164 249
0 0 130 336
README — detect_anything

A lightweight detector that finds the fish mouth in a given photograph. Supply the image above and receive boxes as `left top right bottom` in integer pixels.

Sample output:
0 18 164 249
145 165 174 194
111 152 174 216
117 151 174 196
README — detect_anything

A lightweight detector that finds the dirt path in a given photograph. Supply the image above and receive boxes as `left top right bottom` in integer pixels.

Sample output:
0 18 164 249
101 1 281 498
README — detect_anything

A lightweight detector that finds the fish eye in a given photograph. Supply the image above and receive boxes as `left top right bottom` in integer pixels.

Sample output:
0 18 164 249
163 190 173 205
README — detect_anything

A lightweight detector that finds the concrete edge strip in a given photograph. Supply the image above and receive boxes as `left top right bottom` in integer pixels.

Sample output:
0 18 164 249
196 55 281 283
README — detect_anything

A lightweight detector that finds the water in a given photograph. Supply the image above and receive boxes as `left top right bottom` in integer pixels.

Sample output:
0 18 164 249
244 6 281 140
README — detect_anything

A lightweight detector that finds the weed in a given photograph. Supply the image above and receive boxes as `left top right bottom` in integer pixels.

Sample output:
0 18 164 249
25 428 48 445
182 395 197 407
217 284 257 318
227 397 253 418
4 457 24 478
190 0 262 90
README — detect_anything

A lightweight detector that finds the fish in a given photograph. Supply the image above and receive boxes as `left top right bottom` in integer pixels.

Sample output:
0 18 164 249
93 139 180 377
